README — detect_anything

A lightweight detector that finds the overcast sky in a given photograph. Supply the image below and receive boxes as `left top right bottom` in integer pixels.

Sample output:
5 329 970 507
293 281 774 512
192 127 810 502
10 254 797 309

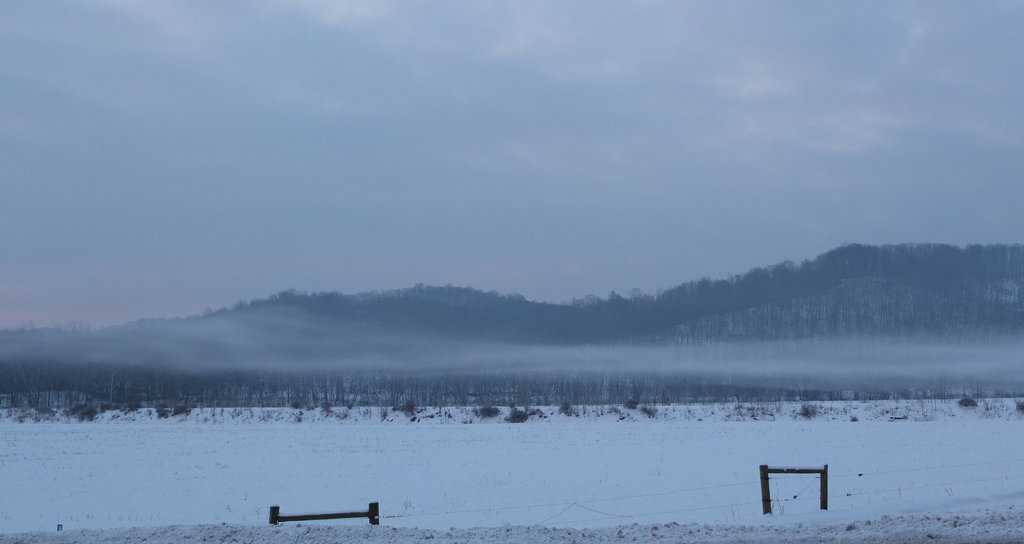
2 1 1023 329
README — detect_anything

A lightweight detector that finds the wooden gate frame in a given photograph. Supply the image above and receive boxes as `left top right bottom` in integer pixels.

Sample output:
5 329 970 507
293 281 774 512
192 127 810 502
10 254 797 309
759 465 827 515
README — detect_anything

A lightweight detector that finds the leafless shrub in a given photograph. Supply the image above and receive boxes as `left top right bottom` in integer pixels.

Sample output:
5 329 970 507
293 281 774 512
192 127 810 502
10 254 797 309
121 402 142 412
68 404 98 422
475 406 500 419
172 405 192 417
34 406 55 418
155 403 171 418
506 407 529 423
396 399 416 417
798 403 819 419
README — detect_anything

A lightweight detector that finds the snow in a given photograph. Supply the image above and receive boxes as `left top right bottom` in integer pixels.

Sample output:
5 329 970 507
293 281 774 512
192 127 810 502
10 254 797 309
2 398 1024 543
5 511 1024 544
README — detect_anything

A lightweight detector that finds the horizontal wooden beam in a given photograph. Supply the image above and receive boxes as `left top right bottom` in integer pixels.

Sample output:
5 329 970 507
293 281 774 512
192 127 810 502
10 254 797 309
270 503 379 525
275 511 367 522
765 467 826 475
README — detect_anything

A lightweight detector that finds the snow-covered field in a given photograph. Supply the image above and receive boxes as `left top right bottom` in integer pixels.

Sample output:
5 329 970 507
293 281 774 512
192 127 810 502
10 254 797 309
2 399 1023 543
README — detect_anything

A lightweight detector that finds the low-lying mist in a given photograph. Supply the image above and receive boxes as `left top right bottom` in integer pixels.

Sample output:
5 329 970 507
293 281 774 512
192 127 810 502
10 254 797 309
2 308 1023 408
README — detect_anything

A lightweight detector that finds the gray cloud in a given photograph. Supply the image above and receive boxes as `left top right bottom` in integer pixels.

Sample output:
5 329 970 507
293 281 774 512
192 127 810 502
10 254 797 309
2 1 1023 328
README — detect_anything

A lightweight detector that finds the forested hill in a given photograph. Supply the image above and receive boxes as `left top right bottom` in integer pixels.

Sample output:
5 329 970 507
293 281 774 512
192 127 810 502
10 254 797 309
5 243 1022 408
218 243 1024 344
4 243 1024 373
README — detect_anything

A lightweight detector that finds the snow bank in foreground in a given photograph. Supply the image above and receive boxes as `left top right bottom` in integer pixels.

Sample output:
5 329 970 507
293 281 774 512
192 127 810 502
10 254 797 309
5 508 1024 544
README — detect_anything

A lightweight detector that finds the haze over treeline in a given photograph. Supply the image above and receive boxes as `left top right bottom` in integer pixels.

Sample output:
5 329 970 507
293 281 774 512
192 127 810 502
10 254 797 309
2 243 1023 409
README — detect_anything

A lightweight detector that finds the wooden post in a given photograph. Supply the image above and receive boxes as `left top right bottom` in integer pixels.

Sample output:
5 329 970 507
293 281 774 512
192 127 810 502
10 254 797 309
269 506 280 525
369 502 380 525
820 465 828 511
759 465 772 515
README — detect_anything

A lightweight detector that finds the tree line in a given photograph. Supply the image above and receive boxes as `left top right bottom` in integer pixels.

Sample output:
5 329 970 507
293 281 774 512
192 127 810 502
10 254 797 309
2 361 1005 411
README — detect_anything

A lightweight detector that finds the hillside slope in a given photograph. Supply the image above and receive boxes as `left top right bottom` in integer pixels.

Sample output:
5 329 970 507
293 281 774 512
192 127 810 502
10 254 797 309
215 243 1024 344
2 244 1023 374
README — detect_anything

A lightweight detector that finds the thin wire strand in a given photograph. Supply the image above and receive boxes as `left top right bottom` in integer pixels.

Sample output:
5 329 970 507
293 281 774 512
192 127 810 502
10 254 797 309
385 459 1024 524
843 471 1024 498
385 479 756 519
531 503 577 526
388 499 573 519
831 457 1024 480
533 502 635 526
573 502 633 519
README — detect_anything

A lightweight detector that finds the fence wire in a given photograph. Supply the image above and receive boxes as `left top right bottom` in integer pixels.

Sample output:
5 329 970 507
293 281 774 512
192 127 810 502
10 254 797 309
382 456 1024 527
